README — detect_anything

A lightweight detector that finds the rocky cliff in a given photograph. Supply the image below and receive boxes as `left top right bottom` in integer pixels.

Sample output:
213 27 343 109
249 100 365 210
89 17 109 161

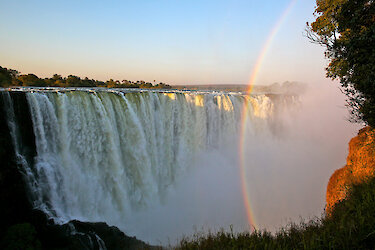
326 126 375 214
0 91 156 250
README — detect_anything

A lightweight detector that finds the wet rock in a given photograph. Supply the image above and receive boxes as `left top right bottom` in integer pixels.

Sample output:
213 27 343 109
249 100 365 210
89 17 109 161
0 91 157 250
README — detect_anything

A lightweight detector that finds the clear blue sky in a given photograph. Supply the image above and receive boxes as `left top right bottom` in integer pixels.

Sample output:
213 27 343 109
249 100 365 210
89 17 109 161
0 0 327 85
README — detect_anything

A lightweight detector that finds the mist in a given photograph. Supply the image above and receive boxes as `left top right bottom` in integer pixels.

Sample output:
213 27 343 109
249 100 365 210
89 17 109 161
121 82 360 245
244 81 360 231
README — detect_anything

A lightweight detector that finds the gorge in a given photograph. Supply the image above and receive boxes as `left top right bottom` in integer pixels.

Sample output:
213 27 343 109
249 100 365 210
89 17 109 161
0 86 358 247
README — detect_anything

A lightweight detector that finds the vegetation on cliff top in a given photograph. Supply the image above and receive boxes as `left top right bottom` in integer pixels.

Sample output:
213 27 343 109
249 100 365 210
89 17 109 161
0 66 171 89
307 0 375 126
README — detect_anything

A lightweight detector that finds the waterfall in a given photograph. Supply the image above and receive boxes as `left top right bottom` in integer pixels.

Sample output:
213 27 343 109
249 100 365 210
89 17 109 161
3 88 297 240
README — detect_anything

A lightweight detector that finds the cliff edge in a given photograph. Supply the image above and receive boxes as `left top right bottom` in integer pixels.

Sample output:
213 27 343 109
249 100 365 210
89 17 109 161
326 126 375 214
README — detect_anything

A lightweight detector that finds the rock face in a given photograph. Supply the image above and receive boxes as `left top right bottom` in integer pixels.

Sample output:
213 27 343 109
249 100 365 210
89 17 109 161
326 126 375 214
0 92 35 236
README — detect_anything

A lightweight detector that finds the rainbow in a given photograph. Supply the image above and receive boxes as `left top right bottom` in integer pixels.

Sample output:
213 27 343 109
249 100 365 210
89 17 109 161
239 0 298 230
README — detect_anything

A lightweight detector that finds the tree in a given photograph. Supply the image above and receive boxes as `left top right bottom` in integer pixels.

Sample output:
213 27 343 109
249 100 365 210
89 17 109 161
18 74 45 87
52 74 62 81
0 66 20 87
308 0 375 126
0 66 173 90
66 75 81 87
105 79 116 88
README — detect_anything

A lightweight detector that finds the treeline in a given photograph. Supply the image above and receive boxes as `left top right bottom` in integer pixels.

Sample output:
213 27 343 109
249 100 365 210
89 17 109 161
0 66 171 89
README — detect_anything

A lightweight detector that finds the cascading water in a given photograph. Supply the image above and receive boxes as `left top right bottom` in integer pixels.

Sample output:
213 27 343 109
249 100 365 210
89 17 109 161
3 87 298 244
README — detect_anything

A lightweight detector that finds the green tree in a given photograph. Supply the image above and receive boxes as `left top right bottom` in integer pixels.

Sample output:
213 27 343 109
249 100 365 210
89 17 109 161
0 66 20 87
52 74 62 81
308 0 375 126
66 75 81 87
105 79 116 88
140 82 152 88
18 74 45 87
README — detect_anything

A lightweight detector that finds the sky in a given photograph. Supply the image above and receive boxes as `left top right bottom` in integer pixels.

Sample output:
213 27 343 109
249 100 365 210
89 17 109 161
0 0 329 86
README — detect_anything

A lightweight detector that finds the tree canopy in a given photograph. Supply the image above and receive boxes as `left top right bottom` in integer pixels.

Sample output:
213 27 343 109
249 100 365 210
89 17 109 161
0 66 171 90
308 0 375 126
0 67 20 87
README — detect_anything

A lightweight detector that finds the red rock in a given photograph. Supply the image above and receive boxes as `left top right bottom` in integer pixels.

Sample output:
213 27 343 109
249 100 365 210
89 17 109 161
326 126 375 214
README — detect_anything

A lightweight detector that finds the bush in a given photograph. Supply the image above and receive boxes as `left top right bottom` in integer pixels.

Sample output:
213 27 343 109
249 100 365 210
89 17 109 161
0 223 41 250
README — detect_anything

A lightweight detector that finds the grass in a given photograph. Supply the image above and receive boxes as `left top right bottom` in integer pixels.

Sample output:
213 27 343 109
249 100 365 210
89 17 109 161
176 177 375 249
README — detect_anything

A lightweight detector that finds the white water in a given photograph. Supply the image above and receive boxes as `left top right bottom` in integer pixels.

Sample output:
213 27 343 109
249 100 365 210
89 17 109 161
6 87 357 245
14 88 294 243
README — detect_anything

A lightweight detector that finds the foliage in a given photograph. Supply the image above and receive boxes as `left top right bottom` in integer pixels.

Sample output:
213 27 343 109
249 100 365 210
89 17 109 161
18 74 45 87
0 65 172 89
176 177 375 249
0 223 41 250
307 0 375 126
0 66 21 87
